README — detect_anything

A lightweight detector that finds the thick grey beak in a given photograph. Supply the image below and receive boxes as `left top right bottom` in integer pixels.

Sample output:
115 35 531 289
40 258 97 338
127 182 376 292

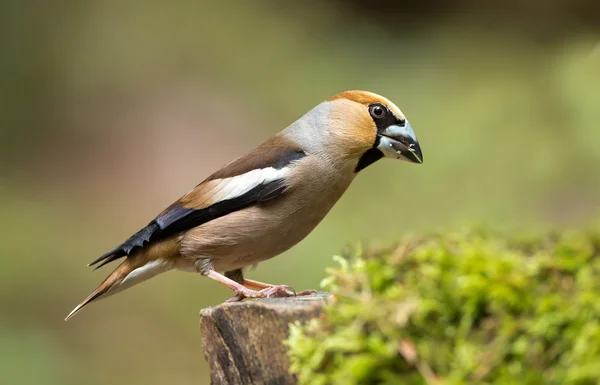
377 121 423 164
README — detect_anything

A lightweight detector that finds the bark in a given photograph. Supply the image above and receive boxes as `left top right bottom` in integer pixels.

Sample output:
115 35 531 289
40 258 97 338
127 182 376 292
200 293 330 385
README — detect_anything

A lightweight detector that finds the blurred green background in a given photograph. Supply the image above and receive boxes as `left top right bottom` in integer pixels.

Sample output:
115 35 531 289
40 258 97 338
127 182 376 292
1 1 599 384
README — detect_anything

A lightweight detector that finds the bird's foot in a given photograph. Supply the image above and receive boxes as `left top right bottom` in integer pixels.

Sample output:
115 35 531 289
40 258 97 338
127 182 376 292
258 284 297 298
296 289 318 296
225 293 245 302
226 284 304 302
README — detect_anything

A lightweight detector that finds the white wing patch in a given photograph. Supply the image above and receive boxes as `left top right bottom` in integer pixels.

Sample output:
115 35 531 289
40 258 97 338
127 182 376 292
175 166 290 209
216 166 290 202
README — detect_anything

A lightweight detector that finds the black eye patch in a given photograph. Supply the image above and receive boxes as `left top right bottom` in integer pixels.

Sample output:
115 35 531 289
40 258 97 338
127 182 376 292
368 103 401 133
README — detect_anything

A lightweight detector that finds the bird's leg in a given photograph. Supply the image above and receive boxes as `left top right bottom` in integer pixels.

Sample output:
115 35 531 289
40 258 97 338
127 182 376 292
243 278 317 296
224 269 281 291
224 269 317 296
205 270 297 302
243 278 285 290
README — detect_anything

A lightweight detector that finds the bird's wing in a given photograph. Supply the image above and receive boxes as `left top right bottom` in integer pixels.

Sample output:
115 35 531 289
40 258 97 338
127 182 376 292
89 137 306 268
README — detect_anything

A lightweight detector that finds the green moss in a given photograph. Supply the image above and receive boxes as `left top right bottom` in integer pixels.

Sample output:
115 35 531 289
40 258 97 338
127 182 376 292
287 230 600 385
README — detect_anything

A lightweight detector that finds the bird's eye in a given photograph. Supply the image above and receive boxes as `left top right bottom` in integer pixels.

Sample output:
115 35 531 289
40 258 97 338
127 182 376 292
369 104 387 119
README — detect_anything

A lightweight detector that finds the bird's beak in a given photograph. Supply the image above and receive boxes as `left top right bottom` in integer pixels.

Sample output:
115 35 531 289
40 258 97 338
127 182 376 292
377 121 423 164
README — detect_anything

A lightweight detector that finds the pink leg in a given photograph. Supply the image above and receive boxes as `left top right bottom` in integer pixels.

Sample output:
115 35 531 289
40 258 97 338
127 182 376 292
243 278 317 297
206 271 297 302
243 278 283 290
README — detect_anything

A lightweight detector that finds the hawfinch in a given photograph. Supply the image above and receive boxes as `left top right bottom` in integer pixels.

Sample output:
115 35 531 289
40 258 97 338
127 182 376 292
65 90 423 320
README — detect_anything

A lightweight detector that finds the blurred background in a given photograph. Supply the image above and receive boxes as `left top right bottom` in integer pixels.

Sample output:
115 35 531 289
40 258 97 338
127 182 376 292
1 1 599 384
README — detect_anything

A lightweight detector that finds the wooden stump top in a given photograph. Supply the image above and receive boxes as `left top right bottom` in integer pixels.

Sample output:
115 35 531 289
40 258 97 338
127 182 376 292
200 293 331 385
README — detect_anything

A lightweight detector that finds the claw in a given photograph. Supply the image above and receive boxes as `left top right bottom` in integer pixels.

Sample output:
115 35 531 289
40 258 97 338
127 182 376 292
225 283 316 303
226 293 245 303
295 289 318 296
258 285 296 298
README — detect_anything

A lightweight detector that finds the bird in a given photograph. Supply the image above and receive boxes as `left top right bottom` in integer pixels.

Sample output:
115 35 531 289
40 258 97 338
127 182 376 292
65 90 423 321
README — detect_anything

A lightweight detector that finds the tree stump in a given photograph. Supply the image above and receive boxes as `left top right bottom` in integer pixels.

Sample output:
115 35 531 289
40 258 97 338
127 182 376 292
200 293 331 385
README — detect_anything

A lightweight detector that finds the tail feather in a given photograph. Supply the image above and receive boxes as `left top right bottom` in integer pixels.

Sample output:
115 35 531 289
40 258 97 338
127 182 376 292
64 261 131 321
64 286 110 321
65 258 172 321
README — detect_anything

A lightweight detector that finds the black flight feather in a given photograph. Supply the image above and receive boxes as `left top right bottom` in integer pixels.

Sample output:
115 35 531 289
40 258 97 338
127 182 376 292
88 178 289 268
88 149 305 268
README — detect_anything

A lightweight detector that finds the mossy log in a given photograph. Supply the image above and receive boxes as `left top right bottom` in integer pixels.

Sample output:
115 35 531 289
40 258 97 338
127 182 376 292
200 293 331 385
287 230 600 385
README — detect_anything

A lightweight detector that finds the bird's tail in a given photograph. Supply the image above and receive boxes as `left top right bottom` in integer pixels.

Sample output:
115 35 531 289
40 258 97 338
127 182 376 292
65 257 172 321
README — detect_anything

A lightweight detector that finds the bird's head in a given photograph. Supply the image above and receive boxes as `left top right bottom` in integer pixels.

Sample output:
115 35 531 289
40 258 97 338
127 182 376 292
324 90 423 172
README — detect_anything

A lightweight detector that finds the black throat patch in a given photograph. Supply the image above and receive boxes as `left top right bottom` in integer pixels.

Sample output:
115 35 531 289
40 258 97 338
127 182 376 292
355 147 384 173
